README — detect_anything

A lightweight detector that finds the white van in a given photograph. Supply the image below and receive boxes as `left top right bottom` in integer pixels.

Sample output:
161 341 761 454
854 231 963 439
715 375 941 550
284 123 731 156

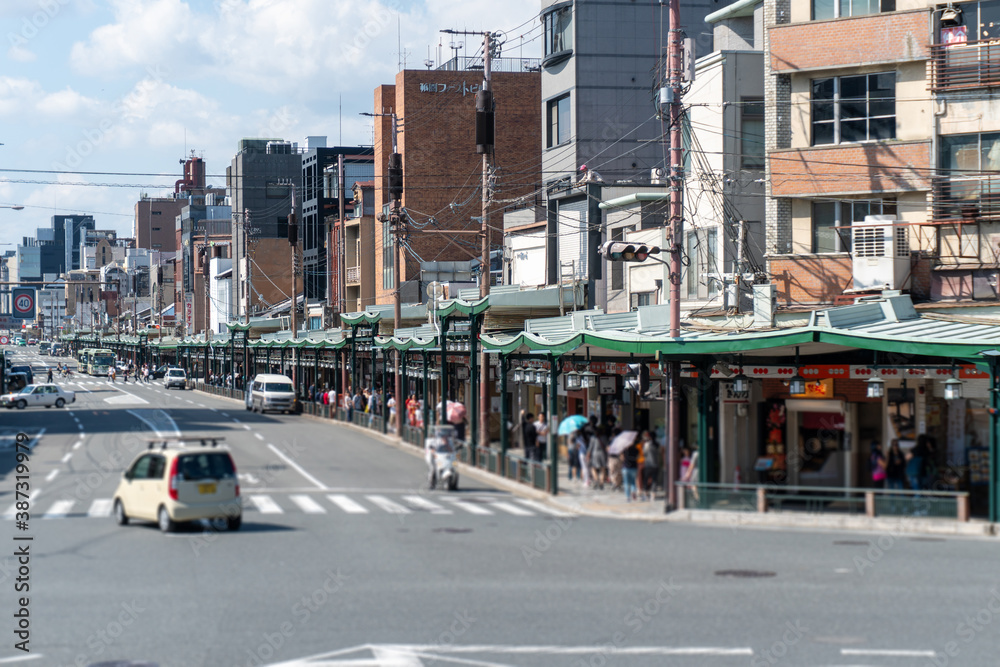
249 374 297 414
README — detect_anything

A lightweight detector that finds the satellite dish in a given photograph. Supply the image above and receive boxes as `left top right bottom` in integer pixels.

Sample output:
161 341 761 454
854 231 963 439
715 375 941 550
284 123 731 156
427 281 445 300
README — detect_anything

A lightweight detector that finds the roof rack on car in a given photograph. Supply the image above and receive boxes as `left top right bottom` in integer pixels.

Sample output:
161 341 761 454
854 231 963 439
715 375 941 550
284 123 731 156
146 436 226 450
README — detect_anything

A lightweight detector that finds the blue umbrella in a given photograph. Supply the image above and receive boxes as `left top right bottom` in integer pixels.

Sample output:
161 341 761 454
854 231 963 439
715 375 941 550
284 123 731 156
557 414 589 436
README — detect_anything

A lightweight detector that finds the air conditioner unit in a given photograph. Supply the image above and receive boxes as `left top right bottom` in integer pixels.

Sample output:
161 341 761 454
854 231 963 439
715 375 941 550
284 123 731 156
650 168 667 185
852 215 910 291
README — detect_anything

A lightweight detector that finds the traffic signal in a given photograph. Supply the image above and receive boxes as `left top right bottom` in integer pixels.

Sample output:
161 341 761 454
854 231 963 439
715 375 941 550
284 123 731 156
388 153 403 201
600 241 661 262
625 363 650 394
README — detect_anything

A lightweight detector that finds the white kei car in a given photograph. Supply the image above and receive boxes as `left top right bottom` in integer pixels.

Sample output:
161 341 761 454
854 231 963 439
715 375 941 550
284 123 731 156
1 383 76 409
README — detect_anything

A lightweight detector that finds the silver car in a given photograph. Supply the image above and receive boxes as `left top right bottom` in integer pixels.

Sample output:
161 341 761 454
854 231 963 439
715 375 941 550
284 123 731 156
164 367 187 390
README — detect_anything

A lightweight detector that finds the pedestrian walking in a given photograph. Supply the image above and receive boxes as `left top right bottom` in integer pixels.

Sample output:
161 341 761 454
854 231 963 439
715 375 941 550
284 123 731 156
46 368 53 383
608 427 623 492
533 413 549 461
869 442 887 488
886 440 905 491
640 430 660 500
567 430 583 481
520 410 537 461
622 434 640 502
586 426 607 490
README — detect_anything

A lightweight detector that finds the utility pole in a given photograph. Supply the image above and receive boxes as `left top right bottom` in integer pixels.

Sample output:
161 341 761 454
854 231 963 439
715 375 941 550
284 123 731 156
664 0 684 512
289 183 299 340
338 153 347 319
363 110 404 434
443 27 496 451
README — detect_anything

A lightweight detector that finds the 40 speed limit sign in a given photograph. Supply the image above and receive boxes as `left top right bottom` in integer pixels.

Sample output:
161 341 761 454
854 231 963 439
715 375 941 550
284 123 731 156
12 288 35 319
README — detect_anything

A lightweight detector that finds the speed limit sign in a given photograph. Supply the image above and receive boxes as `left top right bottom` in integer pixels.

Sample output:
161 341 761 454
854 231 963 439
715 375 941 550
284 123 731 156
12 288 35 319
0 336 8 345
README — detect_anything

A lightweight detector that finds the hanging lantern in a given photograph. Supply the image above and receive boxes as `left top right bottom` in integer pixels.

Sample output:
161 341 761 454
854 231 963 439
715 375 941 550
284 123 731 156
512 366 525 383
564 370 582 390
580 370 597 389
943 376 964 401
866 375 885 399
789 372 806 395
732 372 750 394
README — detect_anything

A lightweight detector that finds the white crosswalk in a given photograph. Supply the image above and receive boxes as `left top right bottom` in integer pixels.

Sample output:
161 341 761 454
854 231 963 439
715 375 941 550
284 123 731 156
2 493 569 521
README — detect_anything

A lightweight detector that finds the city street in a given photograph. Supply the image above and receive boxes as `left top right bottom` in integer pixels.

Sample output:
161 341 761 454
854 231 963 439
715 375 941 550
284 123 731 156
2 351 999 666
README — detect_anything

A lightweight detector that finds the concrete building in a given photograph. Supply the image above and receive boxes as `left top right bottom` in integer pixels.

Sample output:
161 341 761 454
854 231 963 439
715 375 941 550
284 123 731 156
538 0 739 309
341 181 377 313
299 137 374 303
227 138 302 322
371 62 541 307
761 0 999 308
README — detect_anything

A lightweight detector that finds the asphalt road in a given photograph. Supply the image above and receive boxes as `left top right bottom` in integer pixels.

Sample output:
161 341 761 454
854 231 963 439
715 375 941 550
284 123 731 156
2 348 999 667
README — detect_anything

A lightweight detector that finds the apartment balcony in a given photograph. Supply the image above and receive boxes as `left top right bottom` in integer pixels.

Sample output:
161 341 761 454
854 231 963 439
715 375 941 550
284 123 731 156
931 40 1000 92
770 141 931 198
346 265 361 285
769 11 928 74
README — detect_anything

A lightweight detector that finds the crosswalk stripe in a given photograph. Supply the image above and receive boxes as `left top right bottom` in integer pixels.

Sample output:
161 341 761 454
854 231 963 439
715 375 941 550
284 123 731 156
43 500 75 518
489 500 535 516
402 495 453 514
443 498 494 515
88 499 113 517
365 495 411 514
247 495 283 514
513 498 574 517
3 490 39 519
290 495 327 514
327 494 368 514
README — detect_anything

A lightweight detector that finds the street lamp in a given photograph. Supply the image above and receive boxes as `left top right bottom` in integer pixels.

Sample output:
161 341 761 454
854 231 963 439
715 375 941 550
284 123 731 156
944 375 964 401
564 369 582 390
512 366 525 383
580 370 597 389
788 346 806 395
0 205 24 211
866 374 886 399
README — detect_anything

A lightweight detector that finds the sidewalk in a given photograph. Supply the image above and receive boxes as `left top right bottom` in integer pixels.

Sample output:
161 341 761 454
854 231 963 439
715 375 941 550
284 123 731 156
208 390 999 539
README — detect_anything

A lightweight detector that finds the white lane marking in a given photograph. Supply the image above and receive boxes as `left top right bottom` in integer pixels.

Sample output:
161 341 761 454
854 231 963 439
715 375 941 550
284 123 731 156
4 490 39 519
242 424 251 431
196 403 205 408
184 399 194 404
72 440 83 450
290 495 327 514
841 649 937 658
43 500 75 518
443 498 493 515
254 433 264 440
60 452 72 463
267 443 327 490
77 425 84 431
45 469 59 482
104 384 149 405
220 412 229 418
365 495 411 514
0 653 43 663
401 495 453 515
88 499 113 517
326 494 368 514
514 498 574 517
126 409 181 438
489 500 535 516
246 495 283 514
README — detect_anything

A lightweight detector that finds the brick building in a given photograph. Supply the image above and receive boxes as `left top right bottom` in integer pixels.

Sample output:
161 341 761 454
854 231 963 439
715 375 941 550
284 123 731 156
371 65 541 306
764 0 1000 308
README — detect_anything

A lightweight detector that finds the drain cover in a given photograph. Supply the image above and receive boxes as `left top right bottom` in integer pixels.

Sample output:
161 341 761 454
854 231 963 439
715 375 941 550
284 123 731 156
714 569 776 578
833 540 870 546
433 527 473 534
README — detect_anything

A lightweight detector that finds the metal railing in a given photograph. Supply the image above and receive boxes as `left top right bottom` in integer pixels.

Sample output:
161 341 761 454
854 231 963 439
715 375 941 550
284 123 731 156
931 40 1000 91
678 482 970 521
437 56 540 73
504 452 552 493
931 175 1000 226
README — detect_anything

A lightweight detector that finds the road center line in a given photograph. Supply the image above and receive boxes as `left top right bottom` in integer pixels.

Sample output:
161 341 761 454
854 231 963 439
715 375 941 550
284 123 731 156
267 443 327 490
45 469 59 482
254 433 264 440
60 453 72 463
841 649 937 657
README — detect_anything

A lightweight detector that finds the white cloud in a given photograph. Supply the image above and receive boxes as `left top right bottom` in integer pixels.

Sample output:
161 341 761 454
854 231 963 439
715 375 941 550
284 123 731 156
7 45 37 62
37 88 101 118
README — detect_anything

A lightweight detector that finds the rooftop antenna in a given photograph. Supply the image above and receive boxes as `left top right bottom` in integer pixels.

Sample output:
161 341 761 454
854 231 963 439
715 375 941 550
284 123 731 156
449 40 463 65
424 45 434 69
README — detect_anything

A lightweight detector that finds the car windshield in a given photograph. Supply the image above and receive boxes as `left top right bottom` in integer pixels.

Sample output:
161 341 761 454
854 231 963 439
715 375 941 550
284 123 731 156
177 453 235 480
263 383 293 392
19 386 35 394
93 354 115 365
167 370 185 377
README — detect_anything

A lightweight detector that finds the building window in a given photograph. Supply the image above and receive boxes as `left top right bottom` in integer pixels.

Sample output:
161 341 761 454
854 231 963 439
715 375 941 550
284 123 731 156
543 5 572 56
937 131 1000 221
812 73 895 145
740 100 765 170
152 227 161 232
686 228 718 299
813 0 895 20
546 94 571 148
151 211 162 215
811 199 897 253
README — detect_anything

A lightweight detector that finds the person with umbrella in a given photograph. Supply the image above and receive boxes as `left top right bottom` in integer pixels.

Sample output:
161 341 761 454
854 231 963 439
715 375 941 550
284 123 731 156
558 414 589 482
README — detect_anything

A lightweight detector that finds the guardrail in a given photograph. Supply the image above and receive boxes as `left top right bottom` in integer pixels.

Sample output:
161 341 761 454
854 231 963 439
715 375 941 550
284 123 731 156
677 482 970 521
504 452 552 493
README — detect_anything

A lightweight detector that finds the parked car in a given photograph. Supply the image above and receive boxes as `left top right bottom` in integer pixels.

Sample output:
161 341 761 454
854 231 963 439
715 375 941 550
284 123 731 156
1 383 75 409
164 367 187 389
9 365 33 385
113 440 241 533
248 373 296 414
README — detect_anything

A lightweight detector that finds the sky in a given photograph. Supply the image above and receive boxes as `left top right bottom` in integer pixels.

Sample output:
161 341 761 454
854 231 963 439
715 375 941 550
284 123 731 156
0 0 542 249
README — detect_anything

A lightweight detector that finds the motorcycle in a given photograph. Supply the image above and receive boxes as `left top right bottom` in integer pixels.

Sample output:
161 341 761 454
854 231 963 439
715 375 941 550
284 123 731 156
425 424 460 491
